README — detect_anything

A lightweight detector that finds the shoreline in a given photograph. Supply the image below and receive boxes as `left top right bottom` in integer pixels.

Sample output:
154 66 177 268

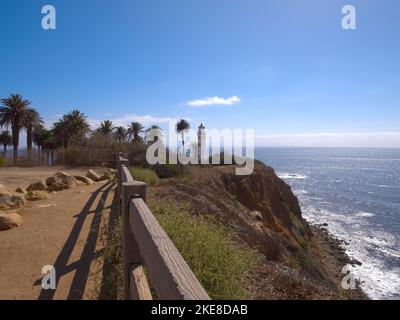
309 223 369 300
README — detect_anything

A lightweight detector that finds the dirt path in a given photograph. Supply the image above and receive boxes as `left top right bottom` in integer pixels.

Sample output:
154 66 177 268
0 180 118 300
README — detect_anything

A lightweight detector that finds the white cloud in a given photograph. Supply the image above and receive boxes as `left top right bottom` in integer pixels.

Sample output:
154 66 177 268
88 114 179 128
255 132 400 148
186 96 240 107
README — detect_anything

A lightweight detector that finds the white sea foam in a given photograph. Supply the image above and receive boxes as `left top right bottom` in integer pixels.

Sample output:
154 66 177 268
377 184 400 189
301 203 400 299
278 172 308 180
355 211 376 218
293 189 309 195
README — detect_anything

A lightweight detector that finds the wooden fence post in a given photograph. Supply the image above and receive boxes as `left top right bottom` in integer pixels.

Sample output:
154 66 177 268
117 157 128 204
121 180 148 299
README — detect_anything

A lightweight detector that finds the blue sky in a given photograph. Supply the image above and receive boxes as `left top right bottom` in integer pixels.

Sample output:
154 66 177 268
1 0 399 147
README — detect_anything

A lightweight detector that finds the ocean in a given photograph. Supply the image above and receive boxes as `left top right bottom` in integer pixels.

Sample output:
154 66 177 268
255 147 400 300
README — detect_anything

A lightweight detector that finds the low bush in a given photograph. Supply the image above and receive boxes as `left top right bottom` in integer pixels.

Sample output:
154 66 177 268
151 201 260 300
153 163 181 178
131 167 160 186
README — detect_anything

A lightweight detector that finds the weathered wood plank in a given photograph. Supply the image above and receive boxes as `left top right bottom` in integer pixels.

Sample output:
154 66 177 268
121 165 134 183
129 198 210 300
130 264 153 300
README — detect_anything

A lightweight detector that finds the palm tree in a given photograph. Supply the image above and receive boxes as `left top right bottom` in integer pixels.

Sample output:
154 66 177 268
115 126 128 143
33 124 47 163
0 94 35 164
96 120 115 136
24 108 42 162
145 124 164 143
127 121 144 143
41 129 60 166
53 109 91 148
176 119 190 153
0 130 12 155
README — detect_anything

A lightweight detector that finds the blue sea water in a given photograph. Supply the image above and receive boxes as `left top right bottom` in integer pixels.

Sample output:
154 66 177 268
255 147 400 300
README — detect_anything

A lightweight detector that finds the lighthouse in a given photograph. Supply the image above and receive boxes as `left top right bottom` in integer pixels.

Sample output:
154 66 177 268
197 123 206 164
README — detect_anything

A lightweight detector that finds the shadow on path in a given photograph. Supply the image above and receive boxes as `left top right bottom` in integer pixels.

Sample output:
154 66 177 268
37 182 115 300
97 187 121 299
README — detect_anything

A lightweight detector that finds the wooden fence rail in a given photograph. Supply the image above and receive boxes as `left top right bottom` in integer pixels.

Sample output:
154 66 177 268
116 154 210 300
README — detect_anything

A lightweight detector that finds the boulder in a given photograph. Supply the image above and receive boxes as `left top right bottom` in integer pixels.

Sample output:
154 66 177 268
98 174 110 181
47 183 69 192
25 190 49 201
46 171 77 189
0 213 23 231
85 169 101 182
15 187 28 195
27 180 48 192
100 170 116 182
106 168 117 174
74 176 95 185
0 185 26 211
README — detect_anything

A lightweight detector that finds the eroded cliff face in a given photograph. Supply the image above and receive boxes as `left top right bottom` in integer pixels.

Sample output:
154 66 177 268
152 164 312 260
149 163 367 299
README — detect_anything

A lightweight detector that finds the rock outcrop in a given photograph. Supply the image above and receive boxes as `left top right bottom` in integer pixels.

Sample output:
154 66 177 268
74 176 95 185
15 187 28 195
0 213 23 231
0 185 26 212
46 171 78 189
85 169 101 182
25 190 50 201
151 162 367 299
27 181 48 192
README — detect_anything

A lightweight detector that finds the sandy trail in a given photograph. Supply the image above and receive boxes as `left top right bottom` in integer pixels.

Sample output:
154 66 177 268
0 168 118 300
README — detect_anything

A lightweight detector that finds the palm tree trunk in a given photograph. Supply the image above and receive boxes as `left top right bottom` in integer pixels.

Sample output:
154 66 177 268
50 150 55 166
11 125 19 165
180 132 185 176
27 125 33 162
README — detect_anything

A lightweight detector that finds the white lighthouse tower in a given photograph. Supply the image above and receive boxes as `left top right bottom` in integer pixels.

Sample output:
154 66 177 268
197 123 206 164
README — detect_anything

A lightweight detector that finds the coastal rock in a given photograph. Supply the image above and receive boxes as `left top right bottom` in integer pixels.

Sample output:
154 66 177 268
0 185 26 211
85 169 101 182
46 172 77 189
47 183 69 192
250 210 263 222
98 174 110 181
27 180 48 192
0 213 23 231
106 168 117 174
25 190 49 201
99 170 115 181
74 175 95 185
15 187 28 195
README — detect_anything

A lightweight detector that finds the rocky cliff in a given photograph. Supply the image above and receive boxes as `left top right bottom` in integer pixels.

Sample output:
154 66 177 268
150 162 367 299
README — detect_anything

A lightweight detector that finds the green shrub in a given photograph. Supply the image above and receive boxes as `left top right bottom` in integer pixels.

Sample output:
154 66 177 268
151 202 260 300
131 167 160 186
153 163 180 178
98 216 124 299
0 157 6 167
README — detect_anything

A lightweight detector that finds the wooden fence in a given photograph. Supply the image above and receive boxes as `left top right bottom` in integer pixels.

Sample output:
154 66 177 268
116 154 210 300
